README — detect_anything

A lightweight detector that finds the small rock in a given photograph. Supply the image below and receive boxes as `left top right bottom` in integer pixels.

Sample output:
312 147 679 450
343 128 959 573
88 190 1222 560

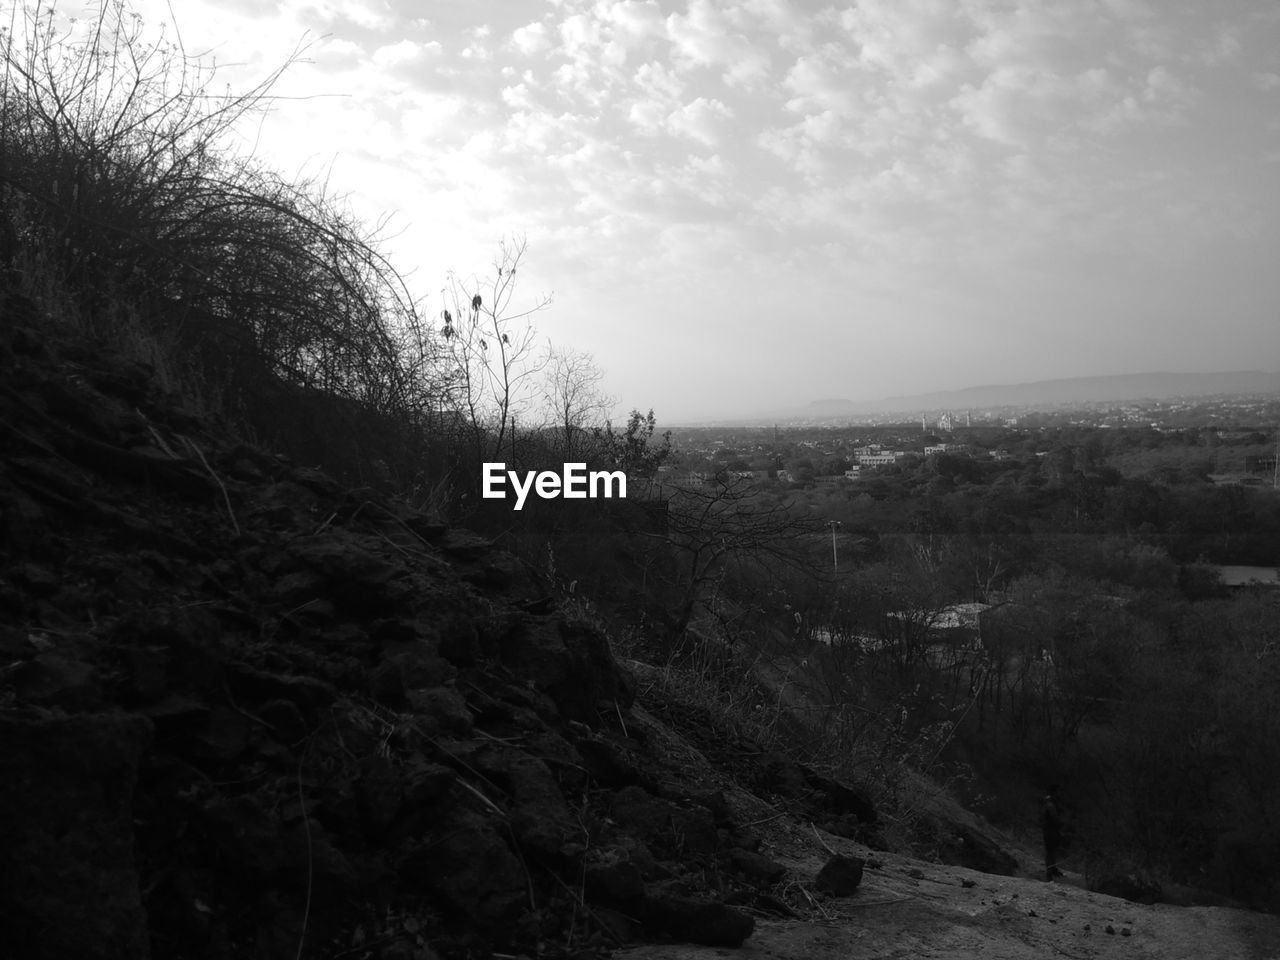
815 855 865 896
1106 924 1116 935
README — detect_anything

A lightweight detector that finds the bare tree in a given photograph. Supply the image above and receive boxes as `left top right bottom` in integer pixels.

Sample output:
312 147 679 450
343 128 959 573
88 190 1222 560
648 473 821 646
541 345 612 462
0 0 452 482
440 236 550 466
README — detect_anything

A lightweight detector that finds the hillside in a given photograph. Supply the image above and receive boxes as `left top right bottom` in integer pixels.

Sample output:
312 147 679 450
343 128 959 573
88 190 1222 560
6 291 1280 959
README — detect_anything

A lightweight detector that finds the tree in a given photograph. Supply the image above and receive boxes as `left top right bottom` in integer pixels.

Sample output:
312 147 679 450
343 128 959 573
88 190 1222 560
645 474 820 646
541 346 612 462
596 408 671 478
440 236 550 467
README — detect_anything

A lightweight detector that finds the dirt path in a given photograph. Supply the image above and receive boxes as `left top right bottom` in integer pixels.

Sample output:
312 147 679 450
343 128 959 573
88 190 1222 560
619 845 1280 960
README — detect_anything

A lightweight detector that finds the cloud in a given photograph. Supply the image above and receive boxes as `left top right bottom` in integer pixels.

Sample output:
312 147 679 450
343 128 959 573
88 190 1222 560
371 38 439 68
1196 24 1242 65
285 0 396 32
665 0 771 87
665 96 732 146
510 21 550 56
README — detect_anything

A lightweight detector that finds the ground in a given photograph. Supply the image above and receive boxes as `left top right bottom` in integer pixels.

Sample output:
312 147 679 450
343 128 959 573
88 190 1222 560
620 840 1280 960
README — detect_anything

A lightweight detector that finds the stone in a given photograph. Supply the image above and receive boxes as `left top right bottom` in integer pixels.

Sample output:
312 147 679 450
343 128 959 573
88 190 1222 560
584 848 646 902
814 855 865 897
497 617 635 724
408 686 474 736
475 746 583 862
638 887 755 947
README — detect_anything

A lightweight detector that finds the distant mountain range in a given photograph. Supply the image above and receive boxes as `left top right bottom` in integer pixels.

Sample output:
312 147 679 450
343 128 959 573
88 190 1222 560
789 370 1280 420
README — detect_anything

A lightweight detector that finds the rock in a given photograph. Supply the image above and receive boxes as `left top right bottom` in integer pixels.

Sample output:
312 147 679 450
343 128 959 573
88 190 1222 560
815 855 866 896
497 616 635 724
638 887 755 947
0 710 153 959
730 848 787 884
9 652 102 709
409 686 474 736
584 848 646 902
286 534 411 616
475 746 584 862
402 820 527 932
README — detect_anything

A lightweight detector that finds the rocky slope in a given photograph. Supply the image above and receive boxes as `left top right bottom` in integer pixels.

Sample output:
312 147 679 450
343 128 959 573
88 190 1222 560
0 299 882 958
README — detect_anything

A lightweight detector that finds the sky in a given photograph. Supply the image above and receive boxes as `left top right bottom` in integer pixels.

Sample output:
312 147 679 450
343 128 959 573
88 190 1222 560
59 0 1280 421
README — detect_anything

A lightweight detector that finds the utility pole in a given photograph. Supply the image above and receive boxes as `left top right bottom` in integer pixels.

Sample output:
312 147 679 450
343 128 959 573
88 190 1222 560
829 520 841 574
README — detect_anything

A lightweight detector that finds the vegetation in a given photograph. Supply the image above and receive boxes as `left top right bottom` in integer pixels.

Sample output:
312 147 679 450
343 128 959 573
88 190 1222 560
5 0 1280 918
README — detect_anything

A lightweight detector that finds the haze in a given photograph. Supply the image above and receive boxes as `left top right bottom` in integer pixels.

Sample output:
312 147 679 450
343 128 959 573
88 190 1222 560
116 0 1280 421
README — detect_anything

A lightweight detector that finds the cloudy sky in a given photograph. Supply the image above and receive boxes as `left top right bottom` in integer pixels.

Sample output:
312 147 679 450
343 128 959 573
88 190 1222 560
111 1 1280 419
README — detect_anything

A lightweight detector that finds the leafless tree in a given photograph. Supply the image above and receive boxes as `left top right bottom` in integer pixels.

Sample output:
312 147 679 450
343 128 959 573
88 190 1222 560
439 236 550 466
648 473 821 646
541 345 612 462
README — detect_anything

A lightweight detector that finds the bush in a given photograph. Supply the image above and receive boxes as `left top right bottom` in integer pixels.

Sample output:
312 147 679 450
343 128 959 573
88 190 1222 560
1 0 452 486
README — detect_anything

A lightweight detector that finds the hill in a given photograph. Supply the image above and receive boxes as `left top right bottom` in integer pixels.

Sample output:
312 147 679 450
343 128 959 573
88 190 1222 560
878 370 1280 411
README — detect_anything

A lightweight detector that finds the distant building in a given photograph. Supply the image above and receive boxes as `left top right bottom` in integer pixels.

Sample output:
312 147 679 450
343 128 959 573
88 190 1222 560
858 451 904 467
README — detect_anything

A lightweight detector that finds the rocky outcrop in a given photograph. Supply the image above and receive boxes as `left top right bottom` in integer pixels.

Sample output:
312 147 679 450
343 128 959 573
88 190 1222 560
0 306 779 957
